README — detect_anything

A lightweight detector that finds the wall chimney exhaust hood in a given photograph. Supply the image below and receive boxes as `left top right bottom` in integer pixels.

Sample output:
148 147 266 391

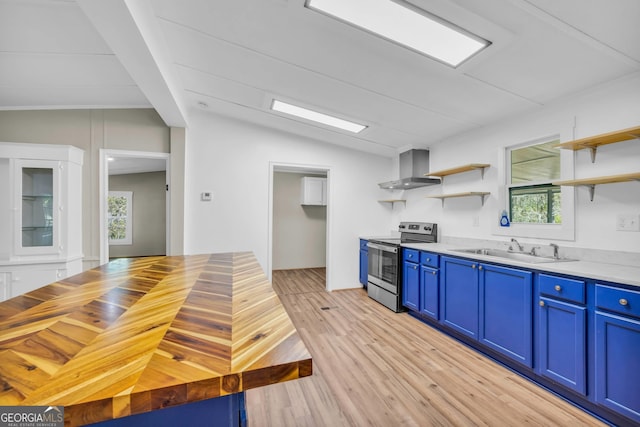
378 149 441 190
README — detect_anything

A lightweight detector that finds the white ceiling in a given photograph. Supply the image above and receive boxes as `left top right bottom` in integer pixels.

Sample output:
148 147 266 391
1 0 639 157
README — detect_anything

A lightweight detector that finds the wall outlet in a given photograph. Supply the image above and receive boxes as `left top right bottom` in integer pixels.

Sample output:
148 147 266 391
201 192 212 201
616 214 640 231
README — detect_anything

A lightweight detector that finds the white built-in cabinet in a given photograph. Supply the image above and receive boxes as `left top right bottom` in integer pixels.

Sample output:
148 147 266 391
0 142 84 301
300 177 327 206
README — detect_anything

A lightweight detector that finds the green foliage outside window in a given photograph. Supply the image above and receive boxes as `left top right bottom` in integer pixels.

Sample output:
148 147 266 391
108 217 127 240
108 193 131 243
510 185 561 224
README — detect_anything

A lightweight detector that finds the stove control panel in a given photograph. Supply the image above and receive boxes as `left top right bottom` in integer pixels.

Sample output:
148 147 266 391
398 222 437 236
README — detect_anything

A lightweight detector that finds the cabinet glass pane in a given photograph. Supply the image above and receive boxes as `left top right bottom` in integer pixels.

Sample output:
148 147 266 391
22 167 53 247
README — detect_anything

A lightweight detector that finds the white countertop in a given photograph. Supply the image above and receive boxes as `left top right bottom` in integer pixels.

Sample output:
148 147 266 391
401 242 640 289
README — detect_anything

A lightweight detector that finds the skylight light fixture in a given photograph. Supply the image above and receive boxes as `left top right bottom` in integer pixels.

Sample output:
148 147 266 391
306 0 490 67
271 99 367 133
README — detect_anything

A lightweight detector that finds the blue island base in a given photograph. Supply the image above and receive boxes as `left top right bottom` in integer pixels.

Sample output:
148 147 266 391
90 392 246 427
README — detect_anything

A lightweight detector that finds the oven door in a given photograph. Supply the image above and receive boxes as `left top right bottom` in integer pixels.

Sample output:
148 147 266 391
367 242 399 294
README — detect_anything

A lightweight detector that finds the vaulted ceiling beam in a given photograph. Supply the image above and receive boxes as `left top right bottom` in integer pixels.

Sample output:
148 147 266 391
77 0 188 127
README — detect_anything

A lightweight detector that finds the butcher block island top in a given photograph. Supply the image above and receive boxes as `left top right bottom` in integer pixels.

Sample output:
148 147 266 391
0 253 312 426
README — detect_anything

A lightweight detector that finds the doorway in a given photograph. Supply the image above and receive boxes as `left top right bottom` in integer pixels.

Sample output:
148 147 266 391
269 163 331 292
99 150 170 264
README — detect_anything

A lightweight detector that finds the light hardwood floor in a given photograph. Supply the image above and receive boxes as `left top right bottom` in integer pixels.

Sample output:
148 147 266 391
245 269 604 426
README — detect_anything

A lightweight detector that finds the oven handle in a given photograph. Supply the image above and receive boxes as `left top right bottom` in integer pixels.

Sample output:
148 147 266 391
366 242 398 254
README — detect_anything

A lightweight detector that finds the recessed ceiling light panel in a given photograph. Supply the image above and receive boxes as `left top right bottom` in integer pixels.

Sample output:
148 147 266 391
306 0 490 67
271 99 367 133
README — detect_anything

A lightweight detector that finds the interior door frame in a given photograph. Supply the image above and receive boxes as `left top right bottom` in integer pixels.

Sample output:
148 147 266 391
268 162 332 291
99 149 171 265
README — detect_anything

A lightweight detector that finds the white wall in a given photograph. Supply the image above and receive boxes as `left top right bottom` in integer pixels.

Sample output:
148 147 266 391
394 72 640 253
183 111 393 290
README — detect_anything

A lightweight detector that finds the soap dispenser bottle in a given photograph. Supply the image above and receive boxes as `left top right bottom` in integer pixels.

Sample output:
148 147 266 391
500 210 510 227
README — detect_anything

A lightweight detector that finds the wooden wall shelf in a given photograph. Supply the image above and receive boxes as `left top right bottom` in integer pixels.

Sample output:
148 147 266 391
555 125 640 162
554 172 640 201
427 191 490 207
378 199 406 207
427 163 490 180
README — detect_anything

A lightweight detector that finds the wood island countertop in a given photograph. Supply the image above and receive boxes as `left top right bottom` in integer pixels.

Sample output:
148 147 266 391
0 253 312 426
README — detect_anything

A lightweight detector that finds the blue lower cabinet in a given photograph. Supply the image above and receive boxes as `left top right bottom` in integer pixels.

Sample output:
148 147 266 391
440 257 479 339
359 239 368 287
538 297 586 394
420 265 438 320
367 250 639 426
91 393 245 427
402 260 420 311
595 311 640 423
479 264 533 367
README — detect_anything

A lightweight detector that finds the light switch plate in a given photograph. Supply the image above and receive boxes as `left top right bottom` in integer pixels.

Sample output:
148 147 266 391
616 214 640 231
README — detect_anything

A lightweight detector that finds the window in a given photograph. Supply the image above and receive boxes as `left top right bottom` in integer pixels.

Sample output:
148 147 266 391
108 191 132 245
508 139 561 224
510 185 561 223
497 130 575 241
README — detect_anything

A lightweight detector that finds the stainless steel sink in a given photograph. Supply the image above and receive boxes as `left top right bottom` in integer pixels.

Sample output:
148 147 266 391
450 248 577 264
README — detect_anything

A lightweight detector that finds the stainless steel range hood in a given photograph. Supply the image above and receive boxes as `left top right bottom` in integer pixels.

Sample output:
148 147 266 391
378 149 441 190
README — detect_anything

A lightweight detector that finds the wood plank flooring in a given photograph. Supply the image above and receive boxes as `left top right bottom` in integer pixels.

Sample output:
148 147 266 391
245 268 604 426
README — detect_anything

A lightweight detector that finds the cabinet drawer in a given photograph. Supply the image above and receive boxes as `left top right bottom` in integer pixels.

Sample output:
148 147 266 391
539 274 585 304
596 284 640 319
360 239 368 251
420 251 439 268
403 248 419 263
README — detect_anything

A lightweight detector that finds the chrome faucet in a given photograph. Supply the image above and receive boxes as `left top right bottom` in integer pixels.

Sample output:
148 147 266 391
510 238 524 252
549 243 559 259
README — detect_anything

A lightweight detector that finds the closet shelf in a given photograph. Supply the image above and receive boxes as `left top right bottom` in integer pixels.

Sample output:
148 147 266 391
555 125 640 163
426 163 490 180
427 191 490 207
553 172 640 201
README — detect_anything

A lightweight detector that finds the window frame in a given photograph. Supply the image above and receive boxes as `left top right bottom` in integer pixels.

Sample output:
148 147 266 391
494 132 575 241
108 191 133 245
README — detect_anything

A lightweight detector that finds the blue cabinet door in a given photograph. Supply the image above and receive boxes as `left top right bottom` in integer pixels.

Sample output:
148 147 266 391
479 264 533 367
95 393 243 427
440 256 479 339
359 240 368 287
538 297 586 394
402 261 420 311
420 265 438 320
595 311 640 423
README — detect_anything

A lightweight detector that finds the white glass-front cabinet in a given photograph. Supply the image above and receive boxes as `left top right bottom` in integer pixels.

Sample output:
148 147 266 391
0 142 84 301
16 160 59 255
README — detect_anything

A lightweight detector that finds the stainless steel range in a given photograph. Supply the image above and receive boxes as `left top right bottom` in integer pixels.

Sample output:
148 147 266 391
367 222 437 312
